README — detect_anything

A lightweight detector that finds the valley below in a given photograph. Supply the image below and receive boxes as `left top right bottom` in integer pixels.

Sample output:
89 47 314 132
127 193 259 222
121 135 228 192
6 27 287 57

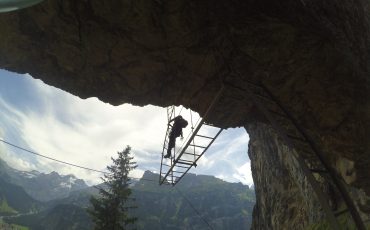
0 158 255 230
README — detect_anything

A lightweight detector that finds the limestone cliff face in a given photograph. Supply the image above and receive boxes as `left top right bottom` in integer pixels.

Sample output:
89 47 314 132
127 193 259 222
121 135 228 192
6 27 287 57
0 0 369 229
247 122 370 229
247 123 320 229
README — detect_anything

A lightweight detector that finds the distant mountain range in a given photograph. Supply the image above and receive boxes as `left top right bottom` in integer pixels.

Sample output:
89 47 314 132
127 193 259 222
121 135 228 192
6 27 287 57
0 158 88 202
132 171 255 230
0 158 255 229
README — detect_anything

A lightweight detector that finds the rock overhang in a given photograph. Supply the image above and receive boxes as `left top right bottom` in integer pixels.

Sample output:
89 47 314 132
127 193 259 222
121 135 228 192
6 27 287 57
0 0 369 194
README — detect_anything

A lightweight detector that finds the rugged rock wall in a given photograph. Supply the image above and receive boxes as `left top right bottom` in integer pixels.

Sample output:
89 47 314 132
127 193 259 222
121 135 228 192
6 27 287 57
0 0 369 229
247 123 320 229
248 122 370 229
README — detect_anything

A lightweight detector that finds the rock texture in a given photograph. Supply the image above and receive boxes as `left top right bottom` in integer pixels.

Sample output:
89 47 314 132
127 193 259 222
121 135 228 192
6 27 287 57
0 0 369 229
248 123 321 229
246 123 370 229
249 121 370 229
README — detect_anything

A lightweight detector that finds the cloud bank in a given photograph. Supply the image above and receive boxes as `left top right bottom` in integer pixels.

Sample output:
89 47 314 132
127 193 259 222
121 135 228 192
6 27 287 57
0 70 253 186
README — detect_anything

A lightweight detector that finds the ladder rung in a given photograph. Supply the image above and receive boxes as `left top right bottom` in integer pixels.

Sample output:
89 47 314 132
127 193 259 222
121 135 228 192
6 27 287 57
183 152 200 157
189 144 207 149
334 209 349 217
175 161 194 166
176 159 193 163
172 170 185 174
175 165 189 169
195 134 214 139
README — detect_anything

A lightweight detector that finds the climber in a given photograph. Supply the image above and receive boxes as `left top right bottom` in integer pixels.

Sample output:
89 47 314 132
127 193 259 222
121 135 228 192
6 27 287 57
164 115 188 158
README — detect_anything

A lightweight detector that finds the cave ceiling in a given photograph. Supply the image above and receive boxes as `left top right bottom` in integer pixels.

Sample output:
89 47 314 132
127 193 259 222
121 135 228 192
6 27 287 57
0 0 369 193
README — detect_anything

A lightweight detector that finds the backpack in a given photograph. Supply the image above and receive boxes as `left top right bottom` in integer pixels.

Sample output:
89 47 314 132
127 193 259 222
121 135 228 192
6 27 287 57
179 118 188 128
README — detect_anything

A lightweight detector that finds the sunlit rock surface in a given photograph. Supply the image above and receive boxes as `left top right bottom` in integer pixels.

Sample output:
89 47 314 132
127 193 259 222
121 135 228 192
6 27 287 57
0 0 369 228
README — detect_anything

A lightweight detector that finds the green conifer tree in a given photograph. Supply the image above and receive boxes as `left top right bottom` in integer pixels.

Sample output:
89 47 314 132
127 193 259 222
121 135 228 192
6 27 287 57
89 146 138 230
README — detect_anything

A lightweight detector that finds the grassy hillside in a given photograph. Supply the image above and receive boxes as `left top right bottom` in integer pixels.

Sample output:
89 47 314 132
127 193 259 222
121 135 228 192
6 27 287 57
0 177 42 215
0 196 18 215
6 204 92 230
132 171 255 230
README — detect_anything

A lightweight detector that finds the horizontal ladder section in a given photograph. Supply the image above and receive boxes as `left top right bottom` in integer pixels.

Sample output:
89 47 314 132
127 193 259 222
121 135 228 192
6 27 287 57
159 86 224 186
160 123 223 186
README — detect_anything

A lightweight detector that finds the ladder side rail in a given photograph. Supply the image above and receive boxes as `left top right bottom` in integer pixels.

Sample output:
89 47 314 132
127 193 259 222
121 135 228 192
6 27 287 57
189 128 223 163
175 117 203 157
172 163 193 185
160 106 177 185
170 166 174 185
189 108 196 162
178 128 222 163
172 108 203 157
171 132 176 185
191 128 223 166
174 128 223 186
173 163 193 186
159 123 171 184
260 84 366 230
160 86 225 185
173 85 224 171
224 82 341 229
160 120 206 185
170 106 176 185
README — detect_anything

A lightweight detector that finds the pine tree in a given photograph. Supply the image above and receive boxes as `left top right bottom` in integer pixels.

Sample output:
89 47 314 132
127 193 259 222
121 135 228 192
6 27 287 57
89 146 138 230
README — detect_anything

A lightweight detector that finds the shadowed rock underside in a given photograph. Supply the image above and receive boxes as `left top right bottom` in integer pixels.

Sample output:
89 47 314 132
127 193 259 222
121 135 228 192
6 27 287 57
0 0 369 229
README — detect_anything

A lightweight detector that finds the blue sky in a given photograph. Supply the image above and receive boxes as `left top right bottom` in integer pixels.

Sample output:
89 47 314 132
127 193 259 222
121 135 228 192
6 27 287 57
0 69 252 186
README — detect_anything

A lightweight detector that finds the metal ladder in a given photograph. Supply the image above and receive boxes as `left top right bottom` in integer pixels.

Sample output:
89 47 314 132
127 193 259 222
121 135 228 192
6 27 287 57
159 87 224 186
159 106 177 185
224 80 366 230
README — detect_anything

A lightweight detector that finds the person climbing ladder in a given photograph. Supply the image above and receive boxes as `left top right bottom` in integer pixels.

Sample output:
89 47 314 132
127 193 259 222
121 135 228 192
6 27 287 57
164 115 188 158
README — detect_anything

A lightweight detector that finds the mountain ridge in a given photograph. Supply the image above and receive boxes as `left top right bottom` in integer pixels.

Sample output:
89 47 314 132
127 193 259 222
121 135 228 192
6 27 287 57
0 157 88 202
4 169 255 229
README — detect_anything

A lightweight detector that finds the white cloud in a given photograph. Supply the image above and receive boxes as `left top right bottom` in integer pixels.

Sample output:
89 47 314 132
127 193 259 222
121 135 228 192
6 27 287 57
16 101 166 184
234 162 254 186
0 137 38 172
197 155 215 168
0 71 253 186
